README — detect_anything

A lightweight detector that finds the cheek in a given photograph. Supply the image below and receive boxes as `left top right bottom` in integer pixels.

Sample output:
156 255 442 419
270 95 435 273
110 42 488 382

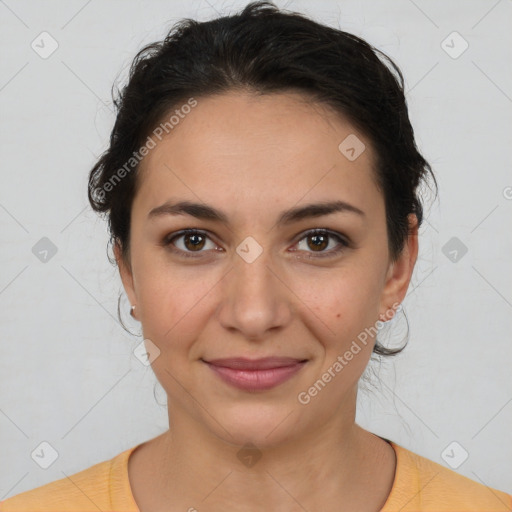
290 267 383 389
133 253 220 350
292 263 382 339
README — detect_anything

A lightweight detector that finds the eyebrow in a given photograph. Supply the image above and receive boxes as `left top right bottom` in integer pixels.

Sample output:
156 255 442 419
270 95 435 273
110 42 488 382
148 199 365 226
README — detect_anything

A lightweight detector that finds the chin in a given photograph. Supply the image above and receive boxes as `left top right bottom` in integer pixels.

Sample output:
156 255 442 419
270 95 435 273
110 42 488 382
209 402 302 449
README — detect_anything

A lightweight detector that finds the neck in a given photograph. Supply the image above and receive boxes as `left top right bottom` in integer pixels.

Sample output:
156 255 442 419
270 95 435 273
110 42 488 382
130 388 395 511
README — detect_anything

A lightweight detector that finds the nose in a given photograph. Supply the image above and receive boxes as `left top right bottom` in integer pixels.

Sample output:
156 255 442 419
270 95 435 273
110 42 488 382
215 246 293 341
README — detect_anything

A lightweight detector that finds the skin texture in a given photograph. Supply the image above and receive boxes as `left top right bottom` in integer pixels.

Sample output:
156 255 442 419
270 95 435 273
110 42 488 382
115 91 418 511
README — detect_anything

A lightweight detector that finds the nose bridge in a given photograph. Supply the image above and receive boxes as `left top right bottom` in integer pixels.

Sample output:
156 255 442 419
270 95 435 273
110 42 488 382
234 245 276 299
216 240 292 339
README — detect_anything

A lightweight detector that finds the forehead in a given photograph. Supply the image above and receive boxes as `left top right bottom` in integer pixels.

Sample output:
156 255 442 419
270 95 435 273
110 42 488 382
135 91 382 219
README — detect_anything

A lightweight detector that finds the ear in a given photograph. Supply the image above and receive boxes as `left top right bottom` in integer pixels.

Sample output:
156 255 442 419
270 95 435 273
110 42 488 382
378 213 419 321
114 241 137 308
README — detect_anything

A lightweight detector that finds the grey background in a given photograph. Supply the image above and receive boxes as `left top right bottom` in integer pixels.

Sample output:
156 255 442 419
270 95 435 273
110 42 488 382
1 0 511 500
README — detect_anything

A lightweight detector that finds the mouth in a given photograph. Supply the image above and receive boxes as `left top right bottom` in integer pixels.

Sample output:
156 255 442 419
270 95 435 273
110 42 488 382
201 357 308 391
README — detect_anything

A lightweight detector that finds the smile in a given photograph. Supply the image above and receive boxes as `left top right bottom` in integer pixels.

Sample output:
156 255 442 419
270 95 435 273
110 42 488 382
202 358 308 391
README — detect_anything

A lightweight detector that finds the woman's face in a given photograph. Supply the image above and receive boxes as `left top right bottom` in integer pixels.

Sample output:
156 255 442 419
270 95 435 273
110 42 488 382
117 91 417 448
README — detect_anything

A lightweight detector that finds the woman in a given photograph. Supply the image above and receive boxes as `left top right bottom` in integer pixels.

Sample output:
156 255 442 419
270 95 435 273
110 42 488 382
2 1 510 511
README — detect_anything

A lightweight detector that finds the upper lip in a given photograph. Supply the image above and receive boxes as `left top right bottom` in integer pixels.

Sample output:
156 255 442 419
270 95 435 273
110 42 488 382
203 357 307 370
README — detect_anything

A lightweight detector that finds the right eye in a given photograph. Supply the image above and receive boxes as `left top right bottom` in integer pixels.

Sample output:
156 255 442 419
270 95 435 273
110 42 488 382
162 229 222 258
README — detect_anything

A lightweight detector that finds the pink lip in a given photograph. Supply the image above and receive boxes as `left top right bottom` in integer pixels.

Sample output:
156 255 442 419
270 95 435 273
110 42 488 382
203 357 307 391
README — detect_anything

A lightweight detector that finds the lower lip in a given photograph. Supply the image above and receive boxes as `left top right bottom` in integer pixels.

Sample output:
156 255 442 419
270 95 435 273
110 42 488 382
204 361 307 391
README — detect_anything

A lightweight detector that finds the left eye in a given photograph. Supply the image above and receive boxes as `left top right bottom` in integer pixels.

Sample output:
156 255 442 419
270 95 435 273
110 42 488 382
293 229 349 258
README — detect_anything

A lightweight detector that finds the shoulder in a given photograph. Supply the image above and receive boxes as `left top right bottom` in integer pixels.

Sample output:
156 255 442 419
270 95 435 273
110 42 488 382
384 441 512 512
0 445 137 512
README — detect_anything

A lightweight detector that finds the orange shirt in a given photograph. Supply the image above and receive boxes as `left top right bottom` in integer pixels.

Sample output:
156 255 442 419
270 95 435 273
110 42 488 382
1 440 511 511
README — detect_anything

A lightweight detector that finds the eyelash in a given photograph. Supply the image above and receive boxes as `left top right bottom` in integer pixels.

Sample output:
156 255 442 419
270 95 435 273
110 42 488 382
162 228 350 260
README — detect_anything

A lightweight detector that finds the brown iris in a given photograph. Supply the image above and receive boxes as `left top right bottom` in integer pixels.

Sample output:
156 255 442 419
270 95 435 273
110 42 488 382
307 233 328 251
184 233 206 251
